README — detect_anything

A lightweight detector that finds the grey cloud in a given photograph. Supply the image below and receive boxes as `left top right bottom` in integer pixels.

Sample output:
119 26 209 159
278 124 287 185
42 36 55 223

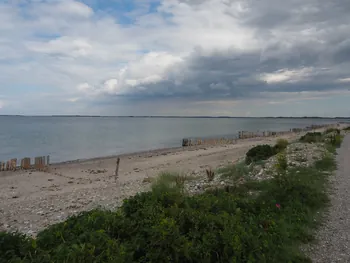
118 0 350 100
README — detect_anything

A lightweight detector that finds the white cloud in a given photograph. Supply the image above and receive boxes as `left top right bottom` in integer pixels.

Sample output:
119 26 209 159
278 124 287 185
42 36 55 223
76 51 183 96
1 0 350 115
337 78 350 83
27 37 93 57
260 68 313 84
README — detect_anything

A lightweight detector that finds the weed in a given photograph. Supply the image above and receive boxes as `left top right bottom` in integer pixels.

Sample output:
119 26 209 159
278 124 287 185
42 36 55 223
300 132 323 143
329 134 343 148
324 128 340 134
314 154 336 171
275 152 288 172
274 138 289 152
175 174 187 188
205 168 215 182
218 161 250 183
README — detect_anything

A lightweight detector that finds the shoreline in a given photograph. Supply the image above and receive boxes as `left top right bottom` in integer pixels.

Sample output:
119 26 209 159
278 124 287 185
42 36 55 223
0 124 347 236
1 122 347 167
51 136 288 166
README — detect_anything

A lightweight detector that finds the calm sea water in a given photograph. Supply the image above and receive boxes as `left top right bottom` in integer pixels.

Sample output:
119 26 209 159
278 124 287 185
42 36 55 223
0 116 347 163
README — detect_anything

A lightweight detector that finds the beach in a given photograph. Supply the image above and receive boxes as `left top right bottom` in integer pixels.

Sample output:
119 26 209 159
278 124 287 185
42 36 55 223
0 125 345 236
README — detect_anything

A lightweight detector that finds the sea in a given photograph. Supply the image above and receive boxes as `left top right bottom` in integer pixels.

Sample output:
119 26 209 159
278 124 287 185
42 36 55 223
0 116 348 163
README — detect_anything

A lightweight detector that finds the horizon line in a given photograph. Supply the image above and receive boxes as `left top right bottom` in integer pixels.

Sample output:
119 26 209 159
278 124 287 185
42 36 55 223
0 115 349 119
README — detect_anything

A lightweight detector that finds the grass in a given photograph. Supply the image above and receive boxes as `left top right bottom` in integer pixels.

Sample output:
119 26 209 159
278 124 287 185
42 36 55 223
218 161 251 181
300 132 323 143
0 143 339 263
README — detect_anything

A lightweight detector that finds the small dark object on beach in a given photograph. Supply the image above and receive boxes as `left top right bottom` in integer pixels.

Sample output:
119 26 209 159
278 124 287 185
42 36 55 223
206 168 215 182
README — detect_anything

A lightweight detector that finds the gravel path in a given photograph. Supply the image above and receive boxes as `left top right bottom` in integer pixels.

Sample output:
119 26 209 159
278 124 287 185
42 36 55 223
309 134 350 262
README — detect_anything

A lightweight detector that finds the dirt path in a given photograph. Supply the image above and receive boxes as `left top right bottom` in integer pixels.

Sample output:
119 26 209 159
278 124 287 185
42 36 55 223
309 134 350 262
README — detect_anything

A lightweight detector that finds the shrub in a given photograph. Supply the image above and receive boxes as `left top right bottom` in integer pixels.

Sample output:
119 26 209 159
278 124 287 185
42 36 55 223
329 134 343 148
274 139 289 153
245 144 275 164
275 152 288 172
324 128 340 134
205 168 215 182
315 154 336 171
218 162 250 179
343 126 350 131
0 232 34 262
299 132 323 143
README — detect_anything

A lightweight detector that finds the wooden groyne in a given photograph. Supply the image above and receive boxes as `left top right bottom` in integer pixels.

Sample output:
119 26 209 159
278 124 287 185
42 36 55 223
182 138 236 147
0 156 50 172
182 123 338 147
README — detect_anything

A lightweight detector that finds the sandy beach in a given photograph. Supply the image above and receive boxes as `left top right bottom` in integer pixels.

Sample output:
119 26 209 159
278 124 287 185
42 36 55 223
0 125 344 235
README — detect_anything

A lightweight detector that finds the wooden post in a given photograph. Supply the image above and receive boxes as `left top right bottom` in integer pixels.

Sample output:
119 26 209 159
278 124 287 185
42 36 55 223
11 159 17 171
34 157 40 170
21 158 31 170
115 157 120 183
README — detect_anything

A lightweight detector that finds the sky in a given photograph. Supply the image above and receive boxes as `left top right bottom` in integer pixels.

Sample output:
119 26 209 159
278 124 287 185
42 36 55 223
1 0 350 117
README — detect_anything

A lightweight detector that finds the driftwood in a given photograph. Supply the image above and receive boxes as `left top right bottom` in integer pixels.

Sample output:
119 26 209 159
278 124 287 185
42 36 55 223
115 157 120 183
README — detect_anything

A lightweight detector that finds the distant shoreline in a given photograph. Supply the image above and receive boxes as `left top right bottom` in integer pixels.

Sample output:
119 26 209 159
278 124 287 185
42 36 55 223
1 115 350 119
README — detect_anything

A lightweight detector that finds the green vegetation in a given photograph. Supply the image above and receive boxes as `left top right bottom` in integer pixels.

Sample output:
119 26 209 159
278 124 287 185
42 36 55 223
299 132 323 143
245 144 275 164
324 128 340 134
275 152 288 172
329 134 343 148
245 139 289 165
343 126 350 131
0 137 340 263
218 161 251 184
300 130 344 149
274 138 289 153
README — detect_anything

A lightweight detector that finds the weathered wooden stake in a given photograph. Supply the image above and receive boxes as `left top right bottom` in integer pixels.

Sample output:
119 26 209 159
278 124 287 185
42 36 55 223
115 157 120 183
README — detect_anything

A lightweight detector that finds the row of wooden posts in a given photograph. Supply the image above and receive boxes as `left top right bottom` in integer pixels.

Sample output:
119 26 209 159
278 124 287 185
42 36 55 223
0 155 50 172
182 124 337 147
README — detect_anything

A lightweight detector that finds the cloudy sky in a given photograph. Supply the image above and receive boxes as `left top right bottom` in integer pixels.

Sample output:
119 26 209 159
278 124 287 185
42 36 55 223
1 0 350 116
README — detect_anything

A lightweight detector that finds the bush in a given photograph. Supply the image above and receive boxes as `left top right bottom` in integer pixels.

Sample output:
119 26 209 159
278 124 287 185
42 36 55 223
245 144 275 164
275 152 288 172
324 128 340 134
274 139 289 153
299 132 323 143
343 126 350 131
0 232 34 262
329 134 343 148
